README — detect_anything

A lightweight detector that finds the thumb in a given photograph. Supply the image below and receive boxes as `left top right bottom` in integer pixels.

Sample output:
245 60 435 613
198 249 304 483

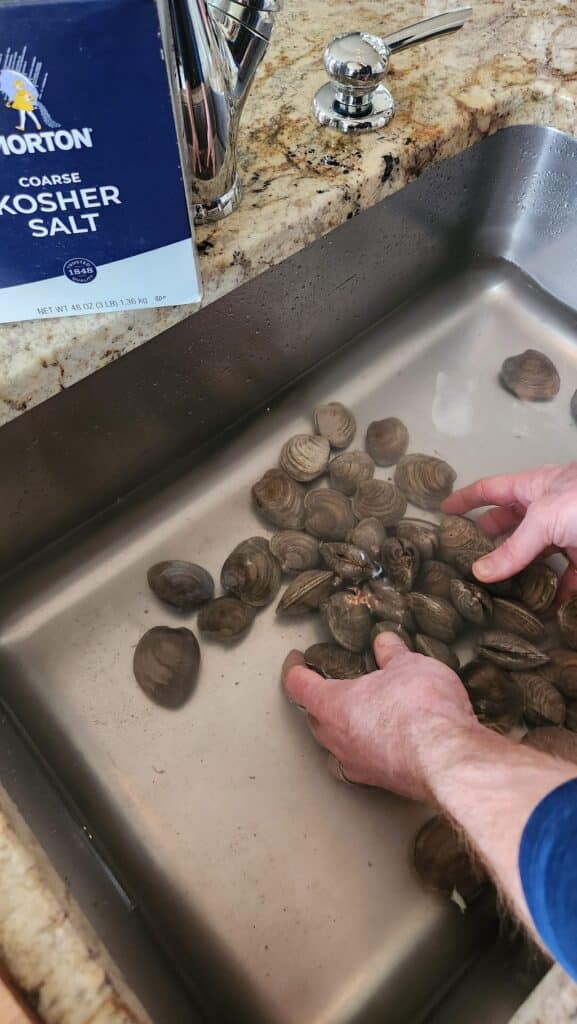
472 509 546 582
373 631 408 669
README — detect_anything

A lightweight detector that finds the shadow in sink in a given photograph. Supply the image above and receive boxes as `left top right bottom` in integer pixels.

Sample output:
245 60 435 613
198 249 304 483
0 126 576 1023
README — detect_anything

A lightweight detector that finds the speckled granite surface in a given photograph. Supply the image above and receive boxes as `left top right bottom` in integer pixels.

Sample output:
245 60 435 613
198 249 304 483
0 0 576 425
510 966 577 1024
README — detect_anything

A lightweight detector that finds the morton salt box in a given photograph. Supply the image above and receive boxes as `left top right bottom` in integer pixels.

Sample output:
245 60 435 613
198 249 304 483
0 0 201 323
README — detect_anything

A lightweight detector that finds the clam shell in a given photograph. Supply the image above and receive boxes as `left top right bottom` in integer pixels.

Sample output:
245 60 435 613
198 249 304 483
417 560 462 601
491 598 545 641
477 631 549 670
548 647 577 698
314 402 356 449
371 621 414 649
361 580 414 628
352 479 407 526
413 815 486 901
510 671 566 727
221 537 281 608
414 634 459 670
394 454 456 511
133 626 200 707
461 659 523 732
438 515 493 571
325 591 372 652
524 726 577 766
304 488 355 541
277 569 338 614
304 642 368 679
329 451 374 496
269 531 320 574
319 542 375 583
280 434 330 482
147 561 214 611
500 349 560 401
380 537 420 593
449 579 493 626
348 517 386 560
365 417 409 466
516 562 558 614
565 700 577 733
396 518 440 560
252 468 305 529
409 593 463 643
558 595 577 650
198 596 255 640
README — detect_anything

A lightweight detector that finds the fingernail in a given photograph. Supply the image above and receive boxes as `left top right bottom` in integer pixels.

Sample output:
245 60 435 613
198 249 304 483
472 557 491 580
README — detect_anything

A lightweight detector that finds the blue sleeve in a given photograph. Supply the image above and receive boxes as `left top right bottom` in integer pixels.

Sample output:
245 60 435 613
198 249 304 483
519 777 577 981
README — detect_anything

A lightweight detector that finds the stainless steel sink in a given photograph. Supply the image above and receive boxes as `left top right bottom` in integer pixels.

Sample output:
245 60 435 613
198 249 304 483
1 124 575 1023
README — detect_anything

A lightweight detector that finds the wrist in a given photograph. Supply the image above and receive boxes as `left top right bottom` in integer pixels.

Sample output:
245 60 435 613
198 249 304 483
409 716 497 805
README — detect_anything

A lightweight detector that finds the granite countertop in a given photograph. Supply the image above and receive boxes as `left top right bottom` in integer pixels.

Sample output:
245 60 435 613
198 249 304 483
0 1 577 1022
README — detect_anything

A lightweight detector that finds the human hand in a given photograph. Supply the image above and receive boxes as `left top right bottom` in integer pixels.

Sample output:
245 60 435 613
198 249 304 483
282 633 479 802
443 463 577 600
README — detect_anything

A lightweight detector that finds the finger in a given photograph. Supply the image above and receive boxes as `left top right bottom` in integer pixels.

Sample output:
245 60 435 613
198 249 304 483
282 650 324 713
373 631 408 669
473 510 547 582
327 753 358 786
556 550 577 605
475 504 525 538
442 474 528 515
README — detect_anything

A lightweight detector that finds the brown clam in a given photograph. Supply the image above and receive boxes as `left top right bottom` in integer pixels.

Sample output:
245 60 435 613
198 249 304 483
319 542 375 583
516 562 558 615
396 518 440 561
221 537 281 608
314 402 356 449
558 595 577 650
329 451 375 496
409 593 463 643
304 642 368 679
348 517 386 560
524 726 577 766
499 349 560 401
147 560 214 611
438 515 493 572
510 672 566 727
461 659 523 732
413 815 486 902
365 417 409 466
449 579 493 626
361 580 414 628
280 434 330 482
417 560 462 601
477 631 549 671
252 468 305 529
371 621 414 649
325 591 373 653
277 569 338 614
566 701 577 733
198 596 255 640
133 626 200 708
352 479 407 526
304 489 356 541
394 454 456 511
414 634 459 671
269 531 320 574
548 647 577 698
491 598 545 642
380 537 420 593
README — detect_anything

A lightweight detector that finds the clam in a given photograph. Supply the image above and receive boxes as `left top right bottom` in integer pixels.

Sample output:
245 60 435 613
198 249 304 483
413 815 486 902
491 598 545 642
516 562 558 614
461 659 523 732
499 349 560 401
348 517 386 560
269 531 320 574
325 591 372 652
409 593 463 643
396 518 440 560
449 579 493 626
548 647 577 698
280 434 330 482
417 560 462 601
524 726 577 766
221 537 281 608
361 580 414 628
314 402 356 448
371 621 414 649
198 596 255 640
365 417 409 466
304 489 355 540
558 595 577 650
277 569 337 614
147 561 214 611
304 642 368 679
394 454 456 511
565 701 577 733
510 672 566 727
380 537 420 593
319 542 375 583
571 390 577 425
414 634 459 670
252 468 305 529
352 479 407 526
133 626 200 708
438 515 493 572
329 451 374 496
477 631 549 670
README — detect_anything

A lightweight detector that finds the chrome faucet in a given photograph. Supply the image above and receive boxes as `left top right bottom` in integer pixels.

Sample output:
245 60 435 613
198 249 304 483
167 0 280 223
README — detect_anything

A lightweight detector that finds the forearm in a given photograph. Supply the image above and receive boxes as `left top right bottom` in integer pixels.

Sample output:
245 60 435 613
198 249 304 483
415 722 577 935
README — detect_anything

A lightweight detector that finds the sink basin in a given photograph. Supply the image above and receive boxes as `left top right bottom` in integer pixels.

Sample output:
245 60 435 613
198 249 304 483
0 124 575 1023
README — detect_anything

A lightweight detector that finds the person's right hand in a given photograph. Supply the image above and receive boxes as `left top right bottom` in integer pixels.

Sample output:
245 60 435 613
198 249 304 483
443 462 577 600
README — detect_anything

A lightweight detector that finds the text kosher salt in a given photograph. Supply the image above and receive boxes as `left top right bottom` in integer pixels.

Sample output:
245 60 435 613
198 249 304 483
0 185 121 237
